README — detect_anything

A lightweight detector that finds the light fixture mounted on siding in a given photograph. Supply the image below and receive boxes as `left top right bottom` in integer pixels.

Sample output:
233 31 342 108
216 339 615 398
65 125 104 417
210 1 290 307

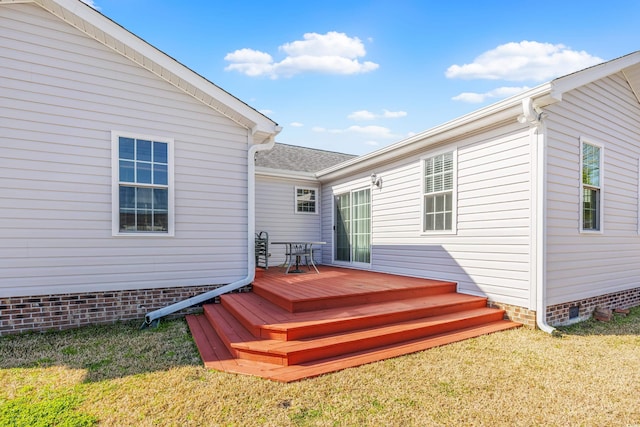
371 172 383 189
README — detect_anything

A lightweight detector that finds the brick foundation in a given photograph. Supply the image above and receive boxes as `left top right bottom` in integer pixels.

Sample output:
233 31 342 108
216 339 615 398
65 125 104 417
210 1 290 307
0 283 251 336
3 283 639 336
489 286 640 329
488 301 537 328
546 286 640 326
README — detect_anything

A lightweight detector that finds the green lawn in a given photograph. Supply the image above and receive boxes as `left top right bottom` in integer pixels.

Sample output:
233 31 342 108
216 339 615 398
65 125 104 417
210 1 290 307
1 308 639 426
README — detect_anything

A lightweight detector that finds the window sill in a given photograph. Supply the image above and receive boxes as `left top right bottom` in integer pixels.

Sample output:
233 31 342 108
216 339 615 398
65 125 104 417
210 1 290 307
113 232 174 237
420 230 457 236
579 229 603 235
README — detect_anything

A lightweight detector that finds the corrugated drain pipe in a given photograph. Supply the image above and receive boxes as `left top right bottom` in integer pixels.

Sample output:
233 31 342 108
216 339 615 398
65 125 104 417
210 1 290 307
141 130 277 328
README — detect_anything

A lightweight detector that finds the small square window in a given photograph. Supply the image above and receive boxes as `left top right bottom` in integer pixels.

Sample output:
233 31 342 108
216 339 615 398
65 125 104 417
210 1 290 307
295 187 318 214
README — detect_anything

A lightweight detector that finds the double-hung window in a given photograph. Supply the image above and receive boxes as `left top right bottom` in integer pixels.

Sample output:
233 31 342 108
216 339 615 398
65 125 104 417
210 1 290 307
112 132 174 235
580 138 603 232
295 187 318 214
423 151 455 232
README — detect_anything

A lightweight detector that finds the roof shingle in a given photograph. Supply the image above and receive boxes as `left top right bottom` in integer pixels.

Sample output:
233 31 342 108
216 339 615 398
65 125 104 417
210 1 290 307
255 143 356 173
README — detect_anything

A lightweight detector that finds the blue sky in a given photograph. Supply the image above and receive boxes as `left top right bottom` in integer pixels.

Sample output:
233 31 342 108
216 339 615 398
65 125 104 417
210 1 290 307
86 1 640 155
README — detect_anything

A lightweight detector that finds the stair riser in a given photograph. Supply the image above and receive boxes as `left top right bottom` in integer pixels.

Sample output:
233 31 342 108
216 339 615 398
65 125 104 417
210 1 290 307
235 350 287 366
265 299 489 341
285 311 506 365
253 283 457 313
231 310 505 366
220 299 263 338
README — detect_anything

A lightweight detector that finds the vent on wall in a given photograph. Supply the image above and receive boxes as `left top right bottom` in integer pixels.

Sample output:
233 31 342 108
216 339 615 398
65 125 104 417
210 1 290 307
569 306 580 319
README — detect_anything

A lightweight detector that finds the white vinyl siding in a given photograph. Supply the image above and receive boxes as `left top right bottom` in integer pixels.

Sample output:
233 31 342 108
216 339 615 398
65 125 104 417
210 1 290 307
322 123 532 308
545 72 640 306
0 4 251 297
256 175 322 265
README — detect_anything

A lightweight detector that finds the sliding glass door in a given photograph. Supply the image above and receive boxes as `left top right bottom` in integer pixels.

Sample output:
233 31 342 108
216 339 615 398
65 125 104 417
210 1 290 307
335 193 351 262
334 188 371 265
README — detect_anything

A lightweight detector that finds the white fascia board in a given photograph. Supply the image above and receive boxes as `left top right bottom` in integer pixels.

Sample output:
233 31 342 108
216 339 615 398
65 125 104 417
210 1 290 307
256 167 318 182
551 51 640 101
317 83 552 182
28 0 279 136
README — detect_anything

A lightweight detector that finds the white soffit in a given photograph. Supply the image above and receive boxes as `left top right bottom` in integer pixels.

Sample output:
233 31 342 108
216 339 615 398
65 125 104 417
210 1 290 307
622 63 640 105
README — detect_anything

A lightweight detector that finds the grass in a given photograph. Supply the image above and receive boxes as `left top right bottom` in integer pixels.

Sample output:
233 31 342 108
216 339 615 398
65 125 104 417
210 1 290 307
1 309 640 426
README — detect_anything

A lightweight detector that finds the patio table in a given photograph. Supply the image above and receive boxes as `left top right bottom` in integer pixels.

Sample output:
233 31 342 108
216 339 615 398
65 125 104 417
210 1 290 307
271 241 326 274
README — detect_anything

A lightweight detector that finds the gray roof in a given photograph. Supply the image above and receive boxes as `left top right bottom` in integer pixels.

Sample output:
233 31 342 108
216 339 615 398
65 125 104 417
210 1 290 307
255 143 357 173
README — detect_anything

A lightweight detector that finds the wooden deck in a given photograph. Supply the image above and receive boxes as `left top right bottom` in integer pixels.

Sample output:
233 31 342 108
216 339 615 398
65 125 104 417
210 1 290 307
186 266 521 382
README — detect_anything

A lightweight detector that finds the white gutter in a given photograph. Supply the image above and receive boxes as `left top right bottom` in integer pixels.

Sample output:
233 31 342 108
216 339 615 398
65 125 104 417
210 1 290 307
520 98 555 334
255 166 318 182
142 130 277 327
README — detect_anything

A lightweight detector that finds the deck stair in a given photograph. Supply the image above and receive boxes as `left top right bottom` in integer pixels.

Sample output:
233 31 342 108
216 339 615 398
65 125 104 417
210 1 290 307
186 267 520 382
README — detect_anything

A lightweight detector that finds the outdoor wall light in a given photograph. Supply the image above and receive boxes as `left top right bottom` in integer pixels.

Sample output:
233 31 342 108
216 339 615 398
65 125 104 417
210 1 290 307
371 172 383 189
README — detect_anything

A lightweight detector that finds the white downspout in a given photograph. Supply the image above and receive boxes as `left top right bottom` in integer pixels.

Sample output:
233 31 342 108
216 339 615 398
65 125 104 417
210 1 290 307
245 129 278 277
520 98 555 334
142 129 277 327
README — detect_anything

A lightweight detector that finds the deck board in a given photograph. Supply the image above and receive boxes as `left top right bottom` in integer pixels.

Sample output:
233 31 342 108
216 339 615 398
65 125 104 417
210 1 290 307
253 267 456 312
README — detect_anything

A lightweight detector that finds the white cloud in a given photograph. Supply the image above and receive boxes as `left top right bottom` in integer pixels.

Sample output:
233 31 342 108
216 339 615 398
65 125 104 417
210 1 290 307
452 86 531 103
446 41 603 82
348 109 407 121
347 125 395 138
313 125 397 139
290 122 304 127
259 109 274 115
348 110 377 121
224 49 274 77
225 32 378 79
281 31 366 58
80 0 100 9
382 109 407 119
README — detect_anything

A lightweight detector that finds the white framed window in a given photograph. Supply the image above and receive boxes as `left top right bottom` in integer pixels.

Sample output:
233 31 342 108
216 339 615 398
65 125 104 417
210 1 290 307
422 150 456 233
111 131 175 236
295 186 318 214
580 137 603 233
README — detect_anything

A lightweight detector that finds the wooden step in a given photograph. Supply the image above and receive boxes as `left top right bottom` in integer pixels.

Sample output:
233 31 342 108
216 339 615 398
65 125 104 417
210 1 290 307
253 275 456 312
186 266 522 382
186 314 236 370
268 320 520 382
205 303 506 366
187 313 520 382
221 292 489 340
